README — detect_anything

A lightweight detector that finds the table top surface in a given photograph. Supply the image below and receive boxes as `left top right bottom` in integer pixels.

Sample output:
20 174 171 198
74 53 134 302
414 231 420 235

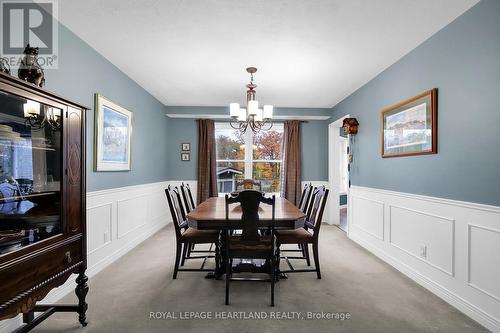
187 197 305 222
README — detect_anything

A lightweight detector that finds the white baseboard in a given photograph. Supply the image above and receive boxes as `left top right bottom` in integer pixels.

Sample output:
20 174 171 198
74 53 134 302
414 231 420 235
348 186 500 333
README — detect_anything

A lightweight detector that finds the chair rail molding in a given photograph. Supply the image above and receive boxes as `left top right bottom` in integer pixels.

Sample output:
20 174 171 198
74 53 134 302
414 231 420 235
348 185 500 333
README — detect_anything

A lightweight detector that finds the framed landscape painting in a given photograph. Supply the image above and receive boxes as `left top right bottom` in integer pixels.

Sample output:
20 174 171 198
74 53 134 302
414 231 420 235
94 94 133 171
381 89 437 158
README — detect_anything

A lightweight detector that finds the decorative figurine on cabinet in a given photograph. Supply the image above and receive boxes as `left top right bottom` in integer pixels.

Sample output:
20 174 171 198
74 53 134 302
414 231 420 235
18 44 45 87
0 58 10 75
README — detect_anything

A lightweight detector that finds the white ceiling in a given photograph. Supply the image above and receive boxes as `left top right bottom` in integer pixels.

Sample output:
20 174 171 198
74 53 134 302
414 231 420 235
58 0 479 108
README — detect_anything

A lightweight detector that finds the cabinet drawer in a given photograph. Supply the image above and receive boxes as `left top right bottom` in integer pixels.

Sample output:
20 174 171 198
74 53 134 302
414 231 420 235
0 238 82 310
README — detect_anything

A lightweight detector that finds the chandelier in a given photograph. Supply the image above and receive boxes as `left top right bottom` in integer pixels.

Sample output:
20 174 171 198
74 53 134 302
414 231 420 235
229 67 273 134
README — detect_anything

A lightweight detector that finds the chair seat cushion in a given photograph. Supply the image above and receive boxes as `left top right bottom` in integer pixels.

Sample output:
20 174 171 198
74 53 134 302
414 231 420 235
276 228 313 244
228 236 274 258
181 228 219 243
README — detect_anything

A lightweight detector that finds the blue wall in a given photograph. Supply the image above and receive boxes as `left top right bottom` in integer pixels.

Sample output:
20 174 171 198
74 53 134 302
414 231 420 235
166 106 330 181
167 118 199 181
331 0 500 206
43 25 169 191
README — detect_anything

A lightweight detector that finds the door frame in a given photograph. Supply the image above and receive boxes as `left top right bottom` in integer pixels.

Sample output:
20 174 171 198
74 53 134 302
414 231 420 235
328 114 350 226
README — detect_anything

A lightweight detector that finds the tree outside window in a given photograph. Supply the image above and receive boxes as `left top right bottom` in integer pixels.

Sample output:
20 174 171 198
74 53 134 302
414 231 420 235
215 123 283 194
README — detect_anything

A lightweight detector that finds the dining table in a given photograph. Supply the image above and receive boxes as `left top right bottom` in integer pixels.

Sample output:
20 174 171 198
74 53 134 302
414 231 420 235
186 196 306 279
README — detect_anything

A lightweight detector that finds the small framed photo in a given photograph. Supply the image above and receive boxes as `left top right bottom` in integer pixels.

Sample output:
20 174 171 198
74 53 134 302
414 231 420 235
181 143 191 151
181 153 190 161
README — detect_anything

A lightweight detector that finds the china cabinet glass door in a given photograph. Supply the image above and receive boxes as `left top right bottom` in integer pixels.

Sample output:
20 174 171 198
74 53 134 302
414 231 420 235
0 91 62 255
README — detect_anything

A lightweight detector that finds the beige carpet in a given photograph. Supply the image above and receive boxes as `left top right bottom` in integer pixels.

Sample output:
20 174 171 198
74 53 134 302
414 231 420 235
34 225 486 333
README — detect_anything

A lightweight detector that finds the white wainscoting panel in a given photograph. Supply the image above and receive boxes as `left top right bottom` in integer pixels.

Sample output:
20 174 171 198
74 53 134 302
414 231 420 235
351 196 384 240
116 195 148 239
0 181 172 333
348 186 500 333
389 205 455 276
87 203 112 254
468 224 500 302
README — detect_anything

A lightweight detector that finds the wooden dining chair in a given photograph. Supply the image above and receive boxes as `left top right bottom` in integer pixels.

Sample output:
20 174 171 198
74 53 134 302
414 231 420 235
165 185 219 279
280 184 315 265
224 190 277 306
276 186 329 279
180 182 196 213
298 182 313 213
178 183 216 259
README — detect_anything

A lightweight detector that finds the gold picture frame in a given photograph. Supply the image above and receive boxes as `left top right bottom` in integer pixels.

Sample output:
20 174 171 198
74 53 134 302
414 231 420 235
381 89 437 158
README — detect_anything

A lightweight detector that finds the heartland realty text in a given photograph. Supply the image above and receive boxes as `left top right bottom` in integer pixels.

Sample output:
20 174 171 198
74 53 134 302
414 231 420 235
149 311 351 321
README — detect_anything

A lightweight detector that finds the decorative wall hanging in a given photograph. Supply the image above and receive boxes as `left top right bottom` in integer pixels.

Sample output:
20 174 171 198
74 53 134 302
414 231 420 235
181 143 191 151
181 153 190 161
342 118 359 135
342 117 359 165
94 94 133 171
381 89 437 158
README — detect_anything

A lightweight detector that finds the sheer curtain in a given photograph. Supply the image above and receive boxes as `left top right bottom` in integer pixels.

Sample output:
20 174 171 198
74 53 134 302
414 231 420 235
197 119 218 203
281 120 301 205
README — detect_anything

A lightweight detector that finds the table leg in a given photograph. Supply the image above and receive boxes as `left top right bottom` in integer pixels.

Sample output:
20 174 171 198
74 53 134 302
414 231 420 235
205 230 226 279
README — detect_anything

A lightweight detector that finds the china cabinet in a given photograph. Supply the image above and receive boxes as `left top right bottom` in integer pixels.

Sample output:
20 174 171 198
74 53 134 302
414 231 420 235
0 72 88 332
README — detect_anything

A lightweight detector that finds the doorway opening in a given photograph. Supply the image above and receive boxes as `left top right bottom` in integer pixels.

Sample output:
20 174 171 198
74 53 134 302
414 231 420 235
338 136 349 231
328 115 350 232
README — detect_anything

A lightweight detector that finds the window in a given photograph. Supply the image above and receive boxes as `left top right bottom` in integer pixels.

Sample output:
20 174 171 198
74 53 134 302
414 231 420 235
215 122 283 194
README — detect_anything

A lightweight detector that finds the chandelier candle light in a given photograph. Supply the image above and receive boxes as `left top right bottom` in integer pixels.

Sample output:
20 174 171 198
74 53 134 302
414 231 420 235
229 67 273 134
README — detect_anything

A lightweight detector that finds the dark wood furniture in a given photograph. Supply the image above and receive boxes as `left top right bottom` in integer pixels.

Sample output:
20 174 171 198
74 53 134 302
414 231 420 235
165 186 218 279
187 197 305 279
224 191 277 306
277 186 329 279
298 183 313 213
180 183 196 214
187 197 305 230
0 72 88 331
181 182 215 255
280 183 314 265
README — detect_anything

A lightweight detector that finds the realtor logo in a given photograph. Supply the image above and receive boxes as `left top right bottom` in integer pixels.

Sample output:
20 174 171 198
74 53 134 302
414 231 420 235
0 0 58 68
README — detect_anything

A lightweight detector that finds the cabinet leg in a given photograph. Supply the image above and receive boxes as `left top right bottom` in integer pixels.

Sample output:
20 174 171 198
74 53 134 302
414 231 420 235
75 270 89 327
23 311 34 324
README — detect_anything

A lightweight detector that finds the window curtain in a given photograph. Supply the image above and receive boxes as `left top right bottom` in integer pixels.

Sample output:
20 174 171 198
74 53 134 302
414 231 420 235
281 120 301 205
197 119 218 204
